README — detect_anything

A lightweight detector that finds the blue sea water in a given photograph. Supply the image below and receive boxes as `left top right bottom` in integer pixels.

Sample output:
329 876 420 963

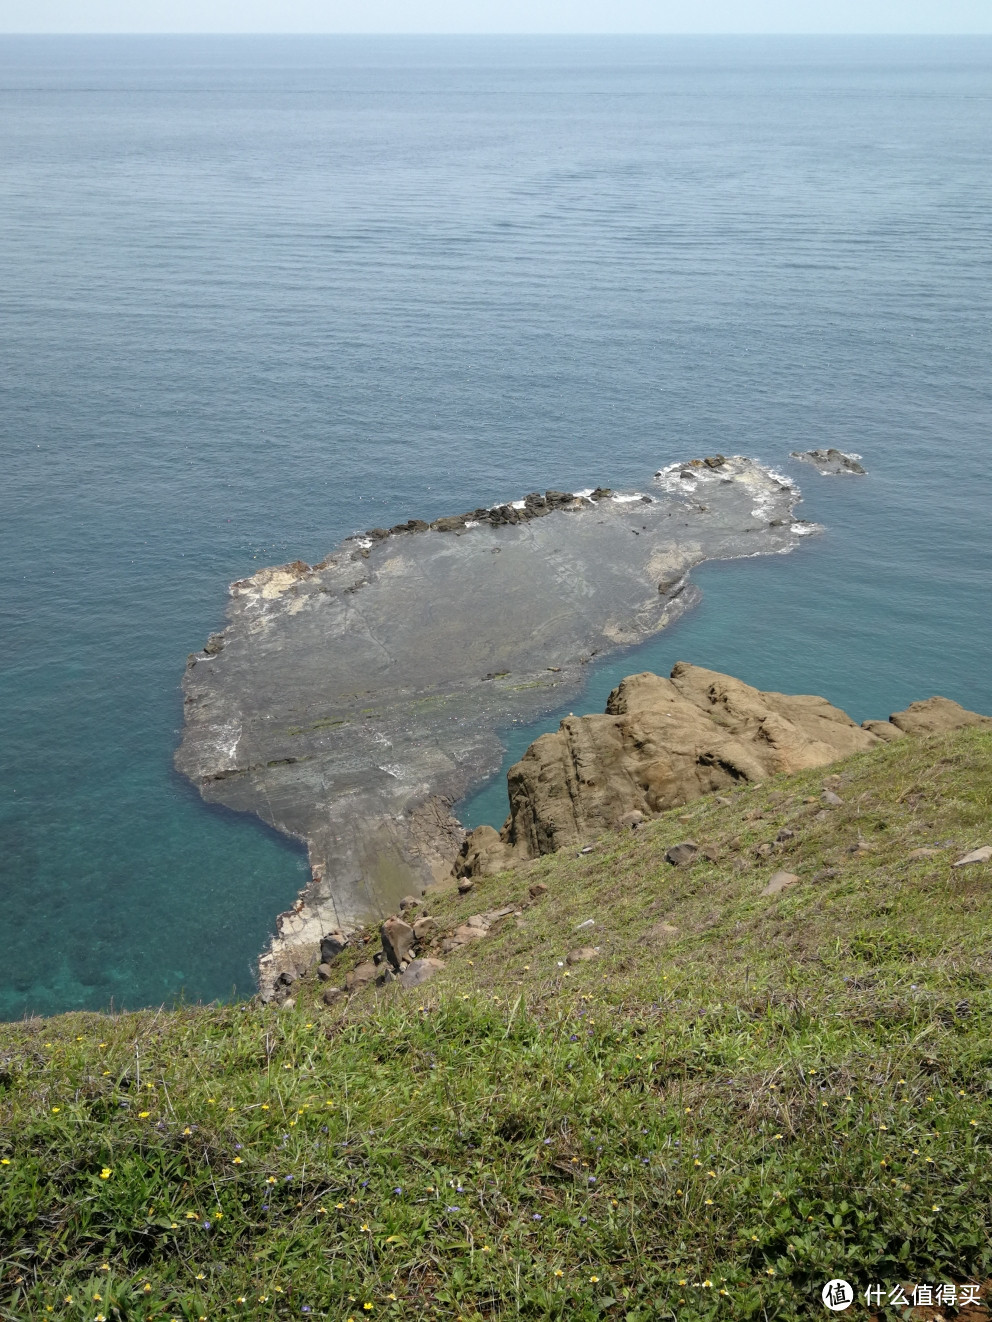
1 35 990 1021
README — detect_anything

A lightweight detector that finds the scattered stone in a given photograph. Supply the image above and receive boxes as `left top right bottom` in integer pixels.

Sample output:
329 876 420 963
381 917 416 970
822 790 844 806
761 871 799 897
754 842 774 859
400 957 446 989
320 930 348 962
398 895 420 912
412 916 438 941
280 997 296 1010
528 882 548 899
812 868 840 883
619 810 645 830
278 968 298 986
907 847 942 861
322 986 343 1006
776 828 795 843
316 963 335 982
442 923 489 953
814 810 830 822
345 962 378 991
579 845 595 854
648 922 679 942
574 918 596 930
566 946 600 964
952 846 992 868
457 877 475 894
377 966 396 985
665 841 698 867
714 795 732 806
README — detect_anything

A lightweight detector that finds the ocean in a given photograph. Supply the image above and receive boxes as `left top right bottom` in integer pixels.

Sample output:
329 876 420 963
1 34 990 1020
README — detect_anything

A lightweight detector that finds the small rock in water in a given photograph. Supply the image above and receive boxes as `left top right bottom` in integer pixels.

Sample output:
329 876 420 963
952 846 992 868
665 841 698 867
790 448 866 476
761 871 799 897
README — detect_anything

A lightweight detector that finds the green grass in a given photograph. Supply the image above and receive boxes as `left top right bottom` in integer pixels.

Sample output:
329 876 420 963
2 728 991 1321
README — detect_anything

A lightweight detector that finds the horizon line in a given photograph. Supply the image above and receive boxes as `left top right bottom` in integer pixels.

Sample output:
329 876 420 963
3 29 990 37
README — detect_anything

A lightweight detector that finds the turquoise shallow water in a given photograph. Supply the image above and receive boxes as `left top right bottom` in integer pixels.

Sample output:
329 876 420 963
2 35 990 1020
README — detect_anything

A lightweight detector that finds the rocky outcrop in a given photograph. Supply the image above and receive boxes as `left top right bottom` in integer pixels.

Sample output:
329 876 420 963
177 456 815 999
791 449 866 476
882 696 992 737
454 663 992 879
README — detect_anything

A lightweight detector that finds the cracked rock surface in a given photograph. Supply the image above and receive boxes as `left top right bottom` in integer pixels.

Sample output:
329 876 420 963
175 455 814 995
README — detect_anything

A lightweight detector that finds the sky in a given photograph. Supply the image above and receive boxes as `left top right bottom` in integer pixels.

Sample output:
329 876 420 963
2 0 991 35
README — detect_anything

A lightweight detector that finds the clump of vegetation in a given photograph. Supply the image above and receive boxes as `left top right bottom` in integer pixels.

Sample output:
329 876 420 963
1 728 990 1320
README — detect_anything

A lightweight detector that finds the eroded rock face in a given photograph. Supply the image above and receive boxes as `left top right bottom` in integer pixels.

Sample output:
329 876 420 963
454 663 992 878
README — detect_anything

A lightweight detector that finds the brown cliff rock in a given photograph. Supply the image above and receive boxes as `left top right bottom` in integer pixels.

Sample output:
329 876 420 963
453 662 991 880
886 696 992 737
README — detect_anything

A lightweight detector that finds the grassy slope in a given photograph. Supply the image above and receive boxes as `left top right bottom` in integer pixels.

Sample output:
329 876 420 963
1 728 991 1322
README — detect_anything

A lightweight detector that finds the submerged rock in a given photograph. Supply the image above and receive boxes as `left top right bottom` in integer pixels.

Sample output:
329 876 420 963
176 457 813 996
791 448 866 476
